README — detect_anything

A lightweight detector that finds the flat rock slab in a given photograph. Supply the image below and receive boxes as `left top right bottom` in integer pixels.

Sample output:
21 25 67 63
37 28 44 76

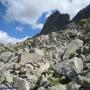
20 52 43 65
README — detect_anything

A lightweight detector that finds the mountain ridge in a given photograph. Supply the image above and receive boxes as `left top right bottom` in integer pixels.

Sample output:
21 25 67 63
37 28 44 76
72 4 90 23
39 4 90 36
39 10 70 35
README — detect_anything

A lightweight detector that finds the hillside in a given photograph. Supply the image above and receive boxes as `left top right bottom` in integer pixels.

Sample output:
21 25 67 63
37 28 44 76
0 4 90 90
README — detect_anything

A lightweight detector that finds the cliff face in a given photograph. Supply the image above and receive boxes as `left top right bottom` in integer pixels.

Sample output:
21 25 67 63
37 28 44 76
72 4 90 23
40 10 70 35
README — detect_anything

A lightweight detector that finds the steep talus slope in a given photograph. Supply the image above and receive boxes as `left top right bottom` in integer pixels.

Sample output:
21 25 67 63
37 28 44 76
0 4 90 90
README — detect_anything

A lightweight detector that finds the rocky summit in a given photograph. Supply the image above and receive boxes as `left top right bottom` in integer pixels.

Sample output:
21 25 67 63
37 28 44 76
72 4 90 23
0 4 90 90
40 10 70 35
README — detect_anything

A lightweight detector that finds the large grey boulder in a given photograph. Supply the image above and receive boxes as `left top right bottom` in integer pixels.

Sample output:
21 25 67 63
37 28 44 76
53 61 77 79
13 77 30 90
82 45 90 56
31 62 50 76
0 68 5 84
0 84 10 90
83 54 90 70
72 57 83 74
39 75 50 88
83 54 90 63
67 82 81 90
0 51 13 63
85 71 90 78
27 75 38 89
37 87 46 90
63 39 83 60
48 84 67 90
5 72 13 85
77 75 90 89
53 57 83 79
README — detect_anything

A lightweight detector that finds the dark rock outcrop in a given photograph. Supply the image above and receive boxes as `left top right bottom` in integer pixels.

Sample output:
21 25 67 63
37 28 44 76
40 10 70 35
72 4 90 23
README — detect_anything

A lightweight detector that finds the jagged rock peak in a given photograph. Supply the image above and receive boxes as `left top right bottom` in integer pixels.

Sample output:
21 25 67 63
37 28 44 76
72 4 90 23
40 10 70 35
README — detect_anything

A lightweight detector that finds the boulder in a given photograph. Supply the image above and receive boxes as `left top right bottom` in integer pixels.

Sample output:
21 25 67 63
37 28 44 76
53 57 83 79
27 75 38 89
5 73 13 85
73 57 83 74
0 51 13 63
83 54 90 63
32 62 50 76
0 84 10 90
63 39 83 60
13 77 30 90
53 61 77 79
67 82 81 90
40 62 50 73
82 45 90 56
48 84 67 90
37 87 46 90
39 75 50 88
20 52 42 65
77 75 90 89
0 68 5 84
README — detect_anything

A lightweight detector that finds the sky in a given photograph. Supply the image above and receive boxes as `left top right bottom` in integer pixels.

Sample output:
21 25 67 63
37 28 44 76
0 0 90 44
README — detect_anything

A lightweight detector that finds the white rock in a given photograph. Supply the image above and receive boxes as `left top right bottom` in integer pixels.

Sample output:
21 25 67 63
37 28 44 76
40 62 50 73
73 57 83 74
13 78 30 90
35 48 44 56
63 39 83 60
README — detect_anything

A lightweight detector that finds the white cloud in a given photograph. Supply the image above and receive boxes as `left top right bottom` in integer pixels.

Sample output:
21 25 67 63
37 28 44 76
45 11 52 19
16 26 23 32
0 30 29 44
32 23 43 29
0 0 90 26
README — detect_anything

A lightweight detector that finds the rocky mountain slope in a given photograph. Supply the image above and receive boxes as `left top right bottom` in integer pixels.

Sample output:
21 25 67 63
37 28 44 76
72 4 90 23
40 10 70 35
0 4 90 90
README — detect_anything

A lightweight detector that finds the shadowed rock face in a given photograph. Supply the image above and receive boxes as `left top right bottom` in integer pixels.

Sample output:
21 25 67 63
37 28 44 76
40 10 70 35
72 4 90 23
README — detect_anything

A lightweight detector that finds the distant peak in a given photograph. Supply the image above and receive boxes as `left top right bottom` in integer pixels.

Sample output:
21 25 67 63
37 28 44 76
72 4 90 23
51 10 60 15
39 10 70 35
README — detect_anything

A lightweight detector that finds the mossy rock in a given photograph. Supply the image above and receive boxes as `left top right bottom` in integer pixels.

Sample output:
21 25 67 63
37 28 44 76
47 69 71 85
48 76 71 85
